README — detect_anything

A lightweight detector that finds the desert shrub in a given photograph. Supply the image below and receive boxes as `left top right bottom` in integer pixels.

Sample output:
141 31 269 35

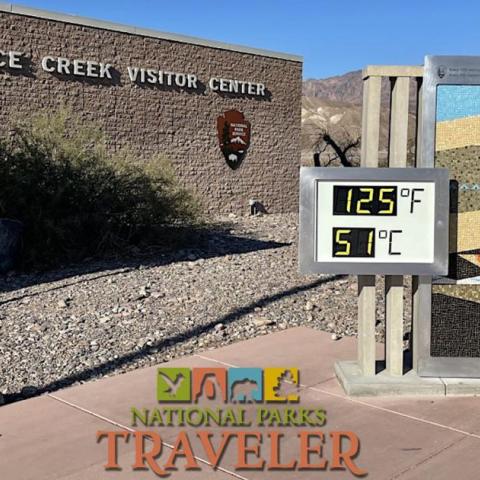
0 110 201 268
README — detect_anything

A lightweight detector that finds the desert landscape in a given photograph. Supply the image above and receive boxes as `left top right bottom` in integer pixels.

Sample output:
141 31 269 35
302 70 418 167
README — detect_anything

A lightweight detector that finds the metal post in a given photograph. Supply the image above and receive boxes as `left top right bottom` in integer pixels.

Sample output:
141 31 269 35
412 77 430 372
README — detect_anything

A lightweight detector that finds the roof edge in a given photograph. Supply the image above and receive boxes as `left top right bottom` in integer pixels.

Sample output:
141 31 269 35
0 2 303 63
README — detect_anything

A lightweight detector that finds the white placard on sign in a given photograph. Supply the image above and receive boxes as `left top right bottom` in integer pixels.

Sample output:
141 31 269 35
299 168 449 275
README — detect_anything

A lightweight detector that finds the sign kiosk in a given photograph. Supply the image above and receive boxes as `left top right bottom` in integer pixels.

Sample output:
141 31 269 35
418 56 480 378
300 57 480 396
299 166 450 395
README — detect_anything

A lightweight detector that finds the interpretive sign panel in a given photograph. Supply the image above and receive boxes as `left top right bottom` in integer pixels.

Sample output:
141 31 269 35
299 167 449 275
419 55 480 377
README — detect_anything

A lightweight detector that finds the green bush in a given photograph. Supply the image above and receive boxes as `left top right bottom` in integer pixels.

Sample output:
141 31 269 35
0 110 201 268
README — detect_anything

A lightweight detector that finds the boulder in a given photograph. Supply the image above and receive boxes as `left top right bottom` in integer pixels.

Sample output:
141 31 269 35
0 219 23 273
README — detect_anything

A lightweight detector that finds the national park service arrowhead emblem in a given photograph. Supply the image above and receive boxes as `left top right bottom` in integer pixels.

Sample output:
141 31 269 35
438 65 446 78
217 110 251 170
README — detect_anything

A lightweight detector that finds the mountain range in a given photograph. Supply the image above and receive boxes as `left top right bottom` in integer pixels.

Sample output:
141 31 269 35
303 70 365 105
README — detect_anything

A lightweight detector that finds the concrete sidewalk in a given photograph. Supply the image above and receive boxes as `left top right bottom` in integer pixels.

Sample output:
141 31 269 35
1 327 479 479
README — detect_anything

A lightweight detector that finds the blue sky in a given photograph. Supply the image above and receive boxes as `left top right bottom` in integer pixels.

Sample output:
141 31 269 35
13 0 480 79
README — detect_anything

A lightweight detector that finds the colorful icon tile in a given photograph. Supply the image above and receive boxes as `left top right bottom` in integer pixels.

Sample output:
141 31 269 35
157 368 191 402
192 368 227 403
264 368 299 402
228 368 263 403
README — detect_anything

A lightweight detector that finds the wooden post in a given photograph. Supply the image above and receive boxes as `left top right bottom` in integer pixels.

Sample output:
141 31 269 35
358 74 381 376
385 76 410 375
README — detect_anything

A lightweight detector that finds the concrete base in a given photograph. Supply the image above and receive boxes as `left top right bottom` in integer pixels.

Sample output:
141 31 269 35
442 378 480 396
335 360 480 396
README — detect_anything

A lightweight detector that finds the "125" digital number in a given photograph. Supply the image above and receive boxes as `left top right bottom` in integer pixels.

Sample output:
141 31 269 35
333 186 397 216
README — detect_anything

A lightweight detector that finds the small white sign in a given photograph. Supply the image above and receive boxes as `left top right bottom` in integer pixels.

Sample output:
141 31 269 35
298 168 450 275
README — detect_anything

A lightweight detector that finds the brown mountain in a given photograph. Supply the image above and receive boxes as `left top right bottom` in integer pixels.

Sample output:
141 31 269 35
303 70 364 105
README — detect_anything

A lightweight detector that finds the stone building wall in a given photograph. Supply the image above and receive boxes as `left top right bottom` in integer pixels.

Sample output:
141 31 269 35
0 6 302 213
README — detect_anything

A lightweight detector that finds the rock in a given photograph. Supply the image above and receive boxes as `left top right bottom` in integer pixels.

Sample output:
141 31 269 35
253 317 275 327
214 323 225 331
305 301 314 311
151 292 165 299
0 219 23 273
57 299 69 308
331 333 340 341
136 287 150 300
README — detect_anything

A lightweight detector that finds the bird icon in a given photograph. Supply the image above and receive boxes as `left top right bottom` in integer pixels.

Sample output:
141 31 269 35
158 371 185 396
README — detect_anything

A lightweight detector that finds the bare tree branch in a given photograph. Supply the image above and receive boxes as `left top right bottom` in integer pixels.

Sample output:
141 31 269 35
312 126 361 168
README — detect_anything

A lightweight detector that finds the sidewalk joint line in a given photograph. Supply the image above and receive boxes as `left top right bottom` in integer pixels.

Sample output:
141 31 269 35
195 354 480 440
47 393 250 480
307 386 480 440
303 376 337 388
48 393 137 432
389 436 469 479
195 354 237 368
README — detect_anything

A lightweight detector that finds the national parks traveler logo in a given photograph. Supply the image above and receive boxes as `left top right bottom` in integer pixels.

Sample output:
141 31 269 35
98 365 368 476
216 110 251 170
156 367 299 403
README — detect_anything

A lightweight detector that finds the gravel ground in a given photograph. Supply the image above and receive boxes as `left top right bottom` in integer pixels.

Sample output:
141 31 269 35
0 213 411 403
